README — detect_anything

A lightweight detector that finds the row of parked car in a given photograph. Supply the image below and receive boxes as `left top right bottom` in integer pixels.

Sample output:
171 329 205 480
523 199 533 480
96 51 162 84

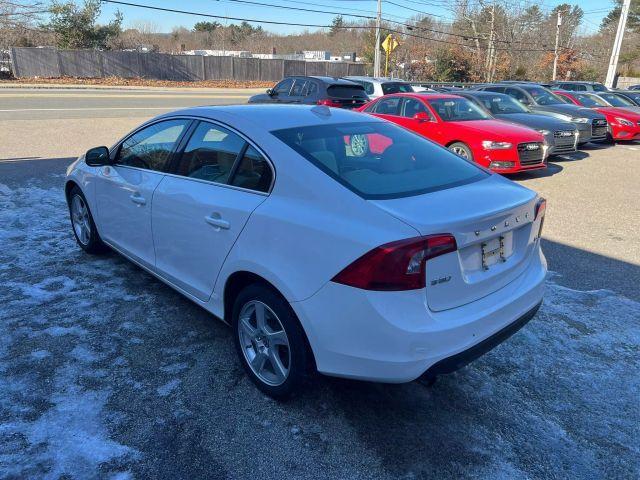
248 76 640 174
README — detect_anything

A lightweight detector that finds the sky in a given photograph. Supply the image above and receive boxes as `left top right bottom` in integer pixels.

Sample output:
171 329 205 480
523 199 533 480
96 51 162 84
89 0 617 36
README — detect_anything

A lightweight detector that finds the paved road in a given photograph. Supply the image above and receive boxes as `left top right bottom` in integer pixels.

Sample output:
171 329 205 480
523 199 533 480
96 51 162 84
0 88 639 479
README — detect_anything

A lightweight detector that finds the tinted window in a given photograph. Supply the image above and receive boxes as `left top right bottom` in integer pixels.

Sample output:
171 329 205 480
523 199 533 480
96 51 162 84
402 98 430 118
481 94 529 114
574 93 608 107
622 92 640 104
598 93 633 107
506 87 530 104
428 98 492 121
271 122 486 200
274 78 294 95
176 122 245 184
381 82 414 94
304 81 318 96
484 86 505 93
230 145 272 193
362 81 375 95
592 83 608 92
374 97 402 115
291 80 306 96
521 86 564 105
327 85 367 99
116 119 189 172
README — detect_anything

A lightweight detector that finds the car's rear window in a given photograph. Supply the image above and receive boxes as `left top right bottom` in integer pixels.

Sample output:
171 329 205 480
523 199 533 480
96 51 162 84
327 85 368 99
381 82 414 94
271 121 487 199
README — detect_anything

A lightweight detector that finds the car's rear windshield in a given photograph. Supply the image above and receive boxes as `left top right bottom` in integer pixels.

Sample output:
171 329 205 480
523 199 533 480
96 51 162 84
427 97 492 121
271 121 487 200
381 82 415 94
327 85 368 99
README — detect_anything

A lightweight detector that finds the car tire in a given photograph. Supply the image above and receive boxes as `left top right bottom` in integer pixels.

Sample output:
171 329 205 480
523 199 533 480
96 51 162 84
67 185 107 254
232 283 310 399
448 142 474 161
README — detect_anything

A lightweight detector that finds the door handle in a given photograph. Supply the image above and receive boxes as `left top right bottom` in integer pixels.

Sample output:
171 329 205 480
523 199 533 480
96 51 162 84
130 193 146 205
205 215 230 230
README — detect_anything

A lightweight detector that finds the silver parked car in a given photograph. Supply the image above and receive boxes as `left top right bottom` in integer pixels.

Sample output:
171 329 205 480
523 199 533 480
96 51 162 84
343 76 414 99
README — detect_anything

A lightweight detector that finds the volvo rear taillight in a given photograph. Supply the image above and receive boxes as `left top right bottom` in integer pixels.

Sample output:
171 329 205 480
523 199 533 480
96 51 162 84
317 98 342 107
332 235 457 291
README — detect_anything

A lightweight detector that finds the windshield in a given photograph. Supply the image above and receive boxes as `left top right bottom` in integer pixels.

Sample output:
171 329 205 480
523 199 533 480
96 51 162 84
382 83 414 94
477 94 529 114
427 98 492 121
522 86 565 105
271 122 487 199
574 93 609 107
598 93 634 107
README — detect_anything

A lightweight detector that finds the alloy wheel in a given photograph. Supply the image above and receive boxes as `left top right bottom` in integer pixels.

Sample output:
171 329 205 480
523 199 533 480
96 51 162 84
450 146 469 159
71 194 91 245
237 300 291 386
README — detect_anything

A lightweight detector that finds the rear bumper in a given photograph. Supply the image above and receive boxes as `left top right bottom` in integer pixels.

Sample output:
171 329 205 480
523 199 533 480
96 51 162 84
423 301 541 376
291 242 547 383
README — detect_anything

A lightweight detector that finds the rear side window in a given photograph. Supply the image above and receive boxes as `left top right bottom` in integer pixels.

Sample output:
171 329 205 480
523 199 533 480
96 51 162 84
230 145 272 193
592 83 607 92
327 85 367 99
176 122 245 184
271 121 486 200
291 80 306 96
116 119 190 172
381 83 414 94
304 81 318 96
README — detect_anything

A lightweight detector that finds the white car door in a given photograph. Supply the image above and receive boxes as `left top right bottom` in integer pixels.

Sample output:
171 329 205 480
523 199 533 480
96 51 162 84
94 119 191 268
152 121 272 301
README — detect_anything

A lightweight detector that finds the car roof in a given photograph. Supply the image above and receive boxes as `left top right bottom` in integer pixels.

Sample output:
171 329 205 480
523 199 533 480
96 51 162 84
344 76 409 84
155 104 382 130
455 90 505 97
300 76 360 85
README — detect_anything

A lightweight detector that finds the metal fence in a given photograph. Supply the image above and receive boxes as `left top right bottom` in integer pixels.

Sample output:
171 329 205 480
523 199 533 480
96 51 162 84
10 47 366 81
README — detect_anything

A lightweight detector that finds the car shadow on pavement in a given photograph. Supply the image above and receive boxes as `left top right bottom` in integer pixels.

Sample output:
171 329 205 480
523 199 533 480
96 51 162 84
508 162 563 180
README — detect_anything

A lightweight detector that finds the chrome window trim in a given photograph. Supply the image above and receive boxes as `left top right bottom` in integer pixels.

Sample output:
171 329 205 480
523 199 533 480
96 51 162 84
109 114 276 195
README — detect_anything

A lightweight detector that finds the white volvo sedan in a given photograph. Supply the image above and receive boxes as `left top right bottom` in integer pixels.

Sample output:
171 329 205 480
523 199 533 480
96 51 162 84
65 104 546 397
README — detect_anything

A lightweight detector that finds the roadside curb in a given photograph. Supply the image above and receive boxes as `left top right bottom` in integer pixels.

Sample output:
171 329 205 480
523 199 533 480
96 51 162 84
0 83 264 94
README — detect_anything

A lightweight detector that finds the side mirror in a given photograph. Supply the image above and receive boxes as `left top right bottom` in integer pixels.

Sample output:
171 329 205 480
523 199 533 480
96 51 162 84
267 88 275 96
413 111 430 122
85 146 110 167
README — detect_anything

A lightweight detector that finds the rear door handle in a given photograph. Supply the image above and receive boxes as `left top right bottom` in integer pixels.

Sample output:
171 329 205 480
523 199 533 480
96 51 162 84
130 193 146 205
205 215 230 230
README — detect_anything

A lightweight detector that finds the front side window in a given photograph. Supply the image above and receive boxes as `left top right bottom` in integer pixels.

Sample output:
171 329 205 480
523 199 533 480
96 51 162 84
427 98 492 121
274 78 294 95
116 119 190 172
592 83 608 92
271 121 487 200
176 122 245 184
290 80 307 96
505 87 530 105
230 145 272 193
373 97 402 115
401 98 431 118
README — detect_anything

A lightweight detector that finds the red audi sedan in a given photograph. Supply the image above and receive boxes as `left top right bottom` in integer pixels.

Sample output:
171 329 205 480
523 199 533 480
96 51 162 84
358 93 547 174
553 90 640 142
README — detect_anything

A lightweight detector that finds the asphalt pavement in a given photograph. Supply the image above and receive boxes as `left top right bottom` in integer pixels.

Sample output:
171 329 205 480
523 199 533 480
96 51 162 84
0 87 639 479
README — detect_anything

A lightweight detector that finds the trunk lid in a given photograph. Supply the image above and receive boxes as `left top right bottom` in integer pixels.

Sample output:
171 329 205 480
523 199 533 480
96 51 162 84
370 175 540 311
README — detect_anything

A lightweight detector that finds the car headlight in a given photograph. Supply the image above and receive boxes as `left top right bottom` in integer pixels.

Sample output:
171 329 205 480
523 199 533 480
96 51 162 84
537 129 551 136
482 140 513 150
615 117 634 127
570 117 590 123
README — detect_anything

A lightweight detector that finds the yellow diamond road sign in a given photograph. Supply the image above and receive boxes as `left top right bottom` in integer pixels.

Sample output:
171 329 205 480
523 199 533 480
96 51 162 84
382 34 399 53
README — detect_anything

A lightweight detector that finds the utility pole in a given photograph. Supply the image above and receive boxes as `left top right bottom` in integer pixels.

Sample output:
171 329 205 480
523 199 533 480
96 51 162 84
552 10 562 81
605 0 632 88
374 0 382 77
485 3 496 82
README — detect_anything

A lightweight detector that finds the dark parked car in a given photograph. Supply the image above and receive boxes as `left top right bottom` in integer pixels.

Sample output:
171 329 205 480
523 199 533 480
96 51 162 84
550 81 609 92
627 85 640 91
248 76 369 109
455 91 578 156
475 83 608 144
